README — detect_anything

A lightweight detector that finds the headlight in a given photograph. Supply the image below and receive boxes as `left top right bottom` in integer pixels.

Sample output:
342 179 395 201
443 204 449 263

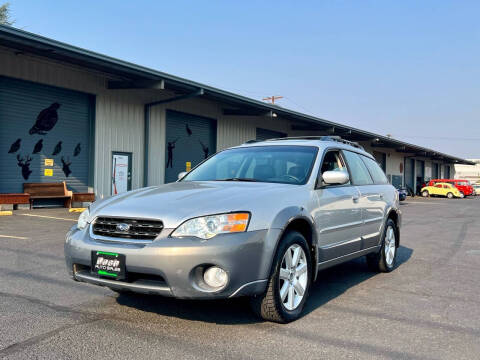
77 208 90 230
171 213 250 239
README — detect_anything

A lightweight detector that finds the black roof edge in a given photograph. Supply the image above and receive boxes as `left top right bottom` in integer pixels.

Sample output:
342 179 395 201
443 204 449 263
0 25 474 166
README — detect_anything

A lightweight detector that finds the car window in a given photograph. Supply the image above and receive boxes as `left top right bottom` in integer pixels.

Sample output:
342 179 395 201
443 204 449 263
435 184 443 188
318 150 349 186
360 155 389 185
182 145 318 185
320 151 347 173
342 150 374 185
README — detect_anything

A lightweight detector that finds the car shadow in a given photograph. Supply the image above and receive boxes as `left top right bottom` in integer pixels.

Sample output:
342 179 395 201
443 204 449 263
303 245 413 316
115 246 413 325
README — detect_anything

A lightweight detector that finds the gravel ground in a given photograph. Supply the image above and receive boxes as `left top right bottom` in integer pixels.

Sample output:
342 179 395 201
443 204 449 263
0 197 479 359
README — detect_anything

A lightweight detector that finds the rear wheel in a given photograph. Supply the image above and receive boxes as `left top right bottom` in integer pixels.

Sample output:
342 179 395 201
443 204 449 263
250 231 312 323
421 190 429 197
367 219 397 272
447 192 454 199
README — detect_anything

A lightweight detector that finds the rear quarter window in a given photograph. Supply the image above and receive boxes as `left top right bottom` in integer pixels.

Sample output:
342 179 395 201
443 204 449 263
342 150 374 185
360 155 389 185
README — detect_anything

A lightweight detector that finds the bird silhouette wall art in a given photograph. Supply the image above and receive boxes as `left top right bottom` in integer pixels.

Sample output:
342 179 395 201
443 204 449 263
32 139 43 154
73 143 81 157
52 141 62 156
8 138 21 153
29 103 61 135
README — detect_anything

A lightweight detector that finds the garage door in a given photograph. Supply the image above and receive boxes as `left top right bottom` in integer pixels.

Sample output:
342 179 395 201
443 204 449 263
256 128 287 141
165 110 216 183
0 76 93 193
404 158 415 190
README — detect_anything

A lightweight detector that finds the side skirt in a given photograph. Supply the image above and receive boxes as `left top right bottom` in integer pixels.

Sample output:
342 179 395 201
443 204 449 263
316 245 381 272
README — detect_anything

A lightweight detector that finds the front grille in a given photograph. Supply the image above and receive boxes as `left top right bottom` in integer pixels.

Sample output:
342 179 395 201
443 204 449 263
92 217 163 240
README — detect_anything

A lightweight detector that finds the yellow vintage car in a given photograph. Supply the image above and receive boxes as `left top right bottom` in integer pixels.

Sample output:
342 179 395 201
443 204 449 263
421 182 462 199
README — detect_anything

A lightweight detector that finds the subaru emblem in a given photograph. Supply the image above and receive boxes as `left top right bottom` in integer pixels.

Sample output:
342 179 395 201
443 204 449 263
116 223 130 232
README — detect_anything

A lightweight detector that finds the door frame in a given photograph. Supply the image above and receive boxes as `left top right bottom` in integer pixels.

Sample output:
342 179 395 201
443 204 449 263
111 151 132 195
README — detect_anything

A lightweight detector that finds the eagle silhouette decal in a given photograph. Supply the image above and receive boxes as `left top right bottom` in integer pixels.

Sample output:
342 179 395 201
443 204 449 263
29 103 61 135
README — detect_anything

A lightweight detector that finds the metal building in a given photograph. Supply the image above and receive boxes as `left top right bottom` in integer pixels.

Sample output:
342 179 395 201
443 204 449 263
0 25 473 200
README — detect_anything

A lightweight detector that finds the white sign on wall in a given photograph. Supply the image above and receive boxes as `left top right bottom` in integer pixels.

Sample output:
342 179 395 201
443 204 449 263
112 154 130 195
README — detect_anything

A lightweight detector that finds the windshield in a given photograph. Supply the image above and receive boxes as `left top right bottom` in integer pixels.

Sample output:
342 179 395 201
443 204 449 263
182 145 318 185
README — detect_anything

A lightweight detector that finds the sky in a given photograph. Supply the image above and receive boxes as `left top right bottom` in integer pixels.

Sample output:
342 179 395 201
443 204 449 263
7 0 479 158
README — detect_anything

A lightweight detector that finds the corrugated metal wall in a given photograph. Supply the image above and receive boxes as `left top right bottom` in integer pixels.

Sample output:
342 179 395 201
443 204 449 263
2 44 456 196
95 93 146 198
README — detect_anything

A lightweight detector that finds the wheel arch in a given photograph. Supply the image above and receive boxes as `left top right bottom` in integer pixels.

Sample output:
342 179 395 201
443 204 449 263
270 207 319 281
386 209 401 248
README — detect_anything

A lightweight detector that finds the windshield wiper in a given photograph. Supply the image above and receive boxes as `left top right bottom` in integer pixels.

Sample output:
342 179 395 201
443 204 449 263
219 178 259 182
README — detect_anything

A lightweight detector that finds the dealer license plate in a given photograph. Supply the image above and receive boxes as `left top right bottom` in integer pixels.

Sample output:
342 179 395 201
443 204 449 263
91 251 126 280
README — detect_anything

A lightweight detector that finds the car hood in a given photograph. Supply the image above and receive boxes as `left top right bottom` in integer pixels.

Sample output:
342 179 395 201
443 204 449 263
89 181 299 229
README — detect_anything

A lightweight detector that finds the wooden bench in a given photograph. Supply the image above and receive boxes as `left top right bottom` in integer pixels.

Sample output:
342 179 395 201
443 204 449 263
72 192 95 203
72 192 95 207
24 182 73 209
0 193 30 210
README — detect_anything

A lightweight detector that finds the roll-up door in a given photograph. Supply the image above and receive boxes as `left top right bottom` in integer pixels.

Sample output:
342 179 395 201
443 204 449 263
165 110 216 183
404 158 415 191
0 76 93 194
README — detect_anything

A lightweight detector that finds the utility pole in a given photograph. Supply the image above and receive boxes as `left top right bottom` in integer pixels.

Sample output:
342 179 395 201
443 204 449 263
262 95 283 105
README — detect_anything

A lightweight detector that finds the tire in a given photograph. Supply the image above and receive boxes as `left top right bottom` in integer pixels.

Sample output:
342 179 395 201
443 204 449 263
421 190 429 197
366 219 397 273
447 192 453 199
459 192 465 198
250 231 312 323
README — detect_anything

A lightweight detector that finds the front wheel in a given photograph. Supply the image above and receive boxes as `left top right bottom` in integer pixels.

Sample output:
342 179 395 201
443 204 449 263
367 219 397 272
250 231 312 323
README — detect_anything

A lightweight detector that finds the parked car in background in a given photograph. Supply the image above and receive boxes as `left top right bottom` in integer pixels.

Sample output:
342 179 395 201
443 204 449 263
472 183 480 195
421 182 462 199
396 186 408 201
65 136 401 323
427 179 474 197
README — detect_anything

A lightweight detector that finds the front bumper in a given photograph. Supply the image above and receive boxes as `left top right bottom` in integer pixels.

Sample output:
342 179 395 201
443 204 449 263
65 225 281 299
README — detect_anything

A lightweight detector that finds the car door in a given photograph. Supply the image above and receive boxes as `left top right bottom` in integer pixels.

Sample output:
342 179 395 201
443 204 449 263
432 184 443 196
341 150 379 249
357 154 391 249
313 149 363 263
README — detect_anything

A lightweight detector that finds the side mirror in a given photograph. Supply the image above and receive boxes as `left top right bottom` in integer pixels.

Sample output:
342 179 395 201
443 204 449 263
177 171 188 181
321 170 349 185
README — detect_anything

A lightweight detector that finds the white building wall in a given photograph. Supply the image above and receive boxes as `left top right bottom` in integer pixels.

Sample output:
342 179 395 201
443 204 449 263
454 160 480 183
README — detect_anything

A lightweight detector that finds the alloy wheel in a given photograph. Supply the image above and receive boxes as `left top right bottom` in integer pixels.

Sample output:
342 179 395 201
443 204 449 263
384 225 396 266
279 244 308 311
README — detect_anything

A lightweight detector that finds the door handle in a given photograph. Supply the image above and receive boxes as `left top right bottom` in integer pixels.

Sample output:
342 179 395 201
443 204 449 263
352 195 359 203
379 193 384 199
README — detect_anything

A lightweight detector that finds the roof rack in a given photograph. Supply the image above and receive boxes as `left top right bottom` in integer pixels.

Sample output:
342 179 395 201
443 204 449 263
266 136 364 150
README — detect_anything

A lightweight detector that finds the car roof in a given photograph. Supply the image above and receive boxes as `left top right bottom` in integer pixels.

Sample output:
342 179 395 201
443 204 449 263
234 136 374 159
434 182 453 186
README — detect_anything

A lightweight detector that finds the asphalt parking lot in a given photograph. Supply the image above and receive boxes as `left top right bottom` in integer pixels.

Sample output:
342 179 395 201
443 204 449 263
0 197 479 360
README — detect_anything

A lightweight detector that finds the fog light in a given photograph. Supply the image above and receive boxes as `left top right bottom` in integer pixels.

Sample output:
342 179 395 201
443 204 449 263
203 266 228 289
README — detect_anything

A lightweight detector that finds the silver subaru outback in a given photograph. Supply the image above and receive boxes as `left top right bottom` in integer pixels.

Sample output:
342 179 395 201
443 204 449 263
65 137 401 323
